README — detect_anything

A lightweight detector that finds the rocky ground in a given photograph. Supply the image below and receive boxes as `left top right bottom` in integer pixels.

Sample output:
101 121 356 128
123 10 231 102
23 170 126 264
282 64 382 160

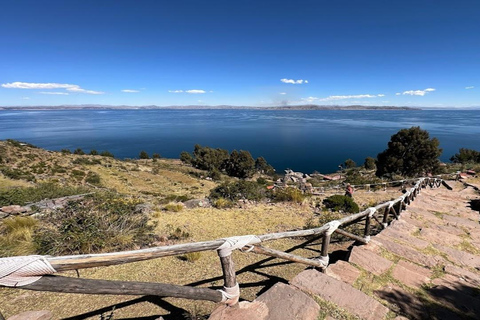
209 180 480 320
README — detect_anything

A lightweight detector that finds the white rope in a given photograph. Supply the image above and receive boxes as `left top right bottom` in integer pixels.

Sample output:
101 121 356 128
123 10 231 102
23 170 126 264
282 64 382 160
312 255 329 268
368 207 376 217
365 235 371 243
218 282 240 306
217 235 261 258
325 220 341 236
387 201 395 209
0 255 56 287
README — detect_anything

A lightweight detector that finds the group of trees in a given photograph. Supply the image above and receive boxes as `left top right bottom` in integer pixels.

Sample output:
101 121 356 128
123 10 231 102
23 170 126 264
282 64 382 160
180 144 275 179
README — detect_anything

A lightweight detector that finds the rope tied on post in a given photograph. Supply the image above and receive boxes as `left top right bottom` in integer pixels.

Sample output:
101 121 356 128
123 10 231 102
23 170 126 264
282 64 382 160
325 220 341 236
368 207 377 217
217 235 261 257
0 255 56 287
218 282 240 306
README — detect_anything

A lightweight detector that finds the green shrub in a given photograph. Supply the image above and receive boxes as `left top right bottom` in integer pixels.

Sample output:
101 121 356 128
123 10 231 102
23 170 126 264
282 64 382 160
323 195 359 213
73 148 85 155
72 158 101 165
89 149 99 155
85 172 101 185
210 180 264 201
166 225 190 240
33 193 157 255
0 167 35 181
100 150 115 158
0 182 89 206
139 150 150 159
160 194 192 204
60 149 72 154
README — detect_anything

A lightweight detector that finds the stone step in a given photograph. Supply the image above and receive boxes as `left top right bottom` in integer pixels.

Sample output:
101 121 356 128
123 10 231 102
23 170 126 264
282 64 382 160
291 270 389 320
208 282 320 320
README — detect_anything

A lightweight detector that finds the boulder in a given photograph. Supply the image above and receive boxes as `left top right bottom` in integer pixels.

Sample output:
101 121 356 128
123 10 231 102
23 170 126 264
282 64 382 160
183 199 211 209
1 205 30 215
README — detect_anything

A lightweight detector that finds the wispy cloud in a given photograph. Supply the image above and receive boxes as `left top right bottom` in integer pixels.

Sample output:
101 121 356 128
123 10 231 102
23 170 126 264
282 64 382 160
465 86 474 89
279 92 287 95
168 90 184 93
281 78 308 84
39 92 69 95
186 89 206 94
301 93 382 103
121 89 139 93
21 97 30 100
1 81 104 95
377 94 385 97
401 88 435 96
395 93 401 96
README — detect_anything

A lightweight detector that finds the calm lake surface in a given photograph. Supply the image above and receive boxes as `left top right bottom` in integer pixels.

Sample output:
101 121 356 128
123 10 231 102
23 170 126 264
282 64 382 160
1 109 479 173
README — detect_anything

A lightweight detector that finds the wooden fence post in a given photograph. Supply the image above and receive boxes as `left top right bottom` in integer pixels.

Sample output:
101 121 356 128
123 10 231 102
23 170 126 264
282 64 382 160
319 232 331 273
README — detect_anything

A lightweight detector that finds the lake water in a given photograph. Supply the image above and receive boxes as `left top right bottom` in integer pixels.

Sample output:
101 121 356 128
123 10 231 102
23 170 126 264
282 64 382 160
1 109 479 174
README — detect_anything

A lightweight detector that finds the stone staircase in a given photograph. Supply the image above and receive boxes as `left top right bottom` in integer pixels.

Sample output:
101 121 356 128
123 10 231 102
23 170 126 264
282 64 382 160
210 181 480 320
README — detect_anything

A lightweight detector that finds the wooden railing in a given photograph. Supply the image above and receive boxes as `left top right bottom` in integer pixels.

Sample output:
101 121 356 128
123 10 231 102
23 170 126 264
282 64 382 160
0 177 444 305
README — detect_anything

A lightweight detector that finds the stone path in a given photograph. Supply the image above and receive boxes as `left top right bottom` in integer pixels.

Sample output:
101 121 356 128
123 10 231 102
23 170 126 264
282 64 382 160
210 181 480 320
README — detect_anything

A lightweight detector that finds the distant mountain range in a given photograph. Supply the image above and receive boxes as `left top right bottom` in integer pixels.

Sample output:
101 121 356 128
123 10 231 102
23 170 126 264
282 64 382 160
0 104 420 110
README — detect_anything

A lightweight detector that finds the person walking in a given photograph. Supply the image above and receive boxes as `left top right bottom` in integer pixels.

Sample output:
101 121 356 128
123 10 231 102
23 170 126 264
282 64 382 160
345 183 354 197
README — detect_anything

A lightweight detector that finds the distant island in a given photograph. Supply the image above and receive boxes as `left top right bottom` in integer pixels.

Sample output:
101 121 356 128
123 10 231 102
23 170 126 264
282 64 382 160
0 104 420 110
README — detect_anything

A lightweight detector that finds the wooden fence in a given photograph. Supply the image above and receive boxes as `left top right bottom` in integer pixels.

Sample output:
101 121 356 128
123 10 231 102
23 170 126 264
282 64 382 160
0 177 444 306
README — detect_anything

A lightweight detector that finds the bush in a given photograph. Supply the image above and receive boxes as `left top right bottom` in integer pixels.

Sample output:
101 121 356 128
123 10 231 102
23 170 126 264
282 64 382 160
164 203 184 212
0 216 38 256
152 153 161 159
61 149 72 154
210 180 264 201
323 195 359 213
34 193 157 255
85 172 101 185
100 150 115 158
182 252 201 263
139 150 150 159
364 157 376 170
344 159 356 168
89 149 99 155
213 198 235 209
166 225 190 240
72 158 101 165
271 187 306 203
450 148 480 164
0 167 35 181
0 182 89 206
73 148 85 155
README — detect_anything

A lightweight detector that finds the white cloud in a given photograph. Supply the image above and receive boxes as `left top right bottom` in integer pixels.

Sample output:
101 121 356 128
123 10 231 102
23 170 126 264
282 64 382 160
1 81 104 94
465 86 474 89
301 96 320 102
320 94 377 101
402 88 436 96
280 78 308 84
279 92 287 95
39 92 69 95
377 94 385 97
186 89 206 94
168 90 184 93
121 89 139 93
21 97 30 100
395 93 401 96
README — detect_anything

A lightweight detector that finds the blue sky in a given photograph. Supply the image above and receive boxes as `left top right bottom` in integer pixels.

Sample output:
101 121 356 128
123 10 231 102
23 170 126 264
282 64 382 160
1 0 479 108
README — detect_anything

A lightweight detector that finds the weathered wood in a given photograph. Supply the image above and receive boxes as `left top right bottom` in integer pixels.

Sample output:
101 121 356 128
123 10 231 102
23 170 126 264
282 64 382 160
334 228 368 244
21 275 223 302
372 214 386 229
442 180 453 190
249 245 326 268
363 215 372 238
219 254 236 289
390 206 399 219
382 207 389 225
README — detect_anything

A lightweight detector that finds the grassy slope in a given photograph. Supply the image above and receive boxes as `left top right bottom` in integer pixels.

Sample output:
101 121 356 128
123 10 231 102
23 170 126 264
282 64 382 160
0 140 412 319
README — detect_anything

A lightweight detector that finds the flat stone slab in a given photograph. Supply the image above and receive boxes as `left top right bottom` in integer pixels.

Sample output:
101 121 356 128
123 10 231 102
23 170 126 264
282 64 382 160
349 246 393 276
419 227 463 246
371 237 443 268
391 260 432 288
209 301 268 320
442 215 480 230
255 282 320 320
379 228 429 249
427 282 480 318
326 260 361 285
291 270 389 320
433 244 480 269
444 264 480 287
7 311 53 320
375 285 462 320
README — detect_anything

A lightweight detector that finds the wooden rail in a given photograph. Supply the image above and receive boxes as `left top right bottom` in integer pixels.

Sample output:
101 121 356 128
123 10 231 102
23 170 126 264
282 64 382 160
1 177 445 306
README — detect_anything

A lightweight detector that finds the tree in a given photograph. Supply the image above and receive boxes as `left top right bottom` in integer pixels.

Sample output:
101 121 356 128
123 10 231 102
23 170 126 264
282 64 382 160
255 156 275 176
364 157 376 170
192 144 229 171
179 151 193 164
139 150 150 159
450 148 480 164
225 150 255 178
89 149 99 155
376 127 442 177
73 148 85 155
344 159 356 168
152 153 161 159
